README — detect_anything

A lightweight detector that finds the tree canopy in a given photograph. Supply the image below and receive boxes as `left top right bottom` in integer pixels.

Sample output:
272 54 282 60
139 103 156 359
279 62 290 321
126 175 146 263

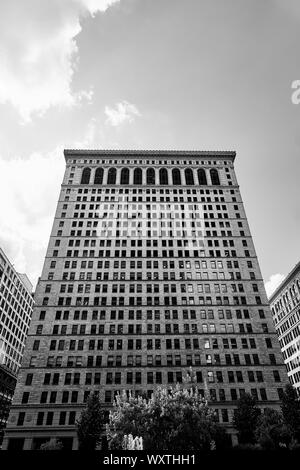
281 383 300 441
76 392 104 451
106 384 225 451
233 394 261 444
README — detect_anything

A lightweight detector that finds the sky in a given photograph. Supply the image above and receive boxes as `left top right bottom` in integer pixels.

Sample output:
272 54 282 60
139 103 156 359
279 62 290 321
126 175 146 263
0 0 299 295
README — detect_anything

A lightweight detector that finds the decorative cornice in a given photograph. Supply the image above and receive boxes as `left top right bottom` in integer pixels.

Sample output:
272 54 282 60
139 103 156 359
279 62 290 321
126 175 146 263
64 149 236 162
269 260 300 302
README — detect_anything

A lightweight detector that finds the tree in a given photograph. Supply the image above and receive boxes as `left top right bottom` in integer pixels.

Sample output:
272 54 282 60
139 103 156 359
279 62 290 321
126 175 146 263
76 392 104 451
281 383 300 442
233 394 261 444
40 438 63 451
254 408 290 450
106 384 224 451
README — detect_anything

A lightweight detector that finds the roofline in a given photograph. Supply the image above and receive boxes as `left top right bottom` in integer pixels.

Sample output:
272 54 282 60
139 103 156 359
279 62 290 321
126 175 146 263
0 247 33 294
269 260 300 302
64 149 236 162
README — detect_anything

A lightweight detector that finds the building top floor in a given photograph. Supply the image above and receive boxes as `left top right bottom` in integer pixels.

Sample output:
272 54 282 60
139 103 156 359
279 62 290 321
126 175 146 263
270 262 300 305
64 149 236 165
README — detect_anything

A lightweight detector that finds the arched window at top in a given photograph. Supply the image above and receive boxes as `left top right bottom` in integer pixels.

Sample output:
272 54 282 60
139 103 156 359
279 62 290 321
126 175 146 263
107 168 116 185
185 168 194 185
197 169 207 185
210 169 220 185
120 168 130 184
172 168 181 185
146 168 156 185
94 167 104 184
81 167 91 184
159 168 168 185
134 168 143 185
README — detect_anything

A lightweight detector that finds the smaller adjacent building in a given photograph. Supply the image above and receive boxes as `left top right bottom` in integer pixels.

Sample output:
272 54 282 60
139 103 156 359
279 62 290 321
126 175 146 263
0 248 34 443
270 262 300 394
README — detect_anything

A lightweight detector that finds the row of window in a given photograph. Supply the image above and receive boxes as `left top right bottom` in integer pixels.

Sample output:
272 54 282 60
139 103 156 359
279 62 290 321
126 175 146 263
42 294 263 307
57 249 252 260
38 307 265 321
42 352 276 368
25 369 280 390
45 282 259 295
80 167 222 186
32 336 273 352
44 321 266 336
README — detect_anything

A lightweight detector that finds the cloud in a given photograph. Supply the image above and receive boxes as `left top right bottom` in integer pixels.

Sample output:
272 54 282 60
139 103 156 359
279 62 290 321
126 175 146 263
265 273 285 298
0 0 120 122
105 100 141 126
0 148 65 289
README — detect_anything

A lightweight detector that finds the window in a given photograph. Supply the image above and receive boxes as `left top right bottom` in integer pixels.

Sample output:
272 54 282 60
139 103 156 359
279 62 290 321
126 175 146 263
107 168 116 184
159 168 168 185
273 370 281 382
198 169 207 185
172 168 181 185
210 169 220 185
133 168 142 184
81 167 91 184
36 412 44 425
25 374 33 386
146 168 156 185
185 168 194 185
17 412 25 426
120 168 130 184
94 167 104 184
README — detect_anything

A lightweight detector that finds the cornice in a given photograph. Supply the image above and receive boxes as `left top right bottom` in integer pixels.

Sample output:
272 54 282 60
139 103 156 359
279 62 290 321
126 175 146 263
269 260 300 302
64 149 236 162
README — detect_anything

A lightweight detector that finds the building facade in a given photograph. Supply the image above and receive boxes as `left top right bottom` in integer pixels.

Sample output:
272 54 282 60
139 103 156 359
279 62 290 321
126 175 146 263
269 262 300 394
3 150 288 450
0 248 34 443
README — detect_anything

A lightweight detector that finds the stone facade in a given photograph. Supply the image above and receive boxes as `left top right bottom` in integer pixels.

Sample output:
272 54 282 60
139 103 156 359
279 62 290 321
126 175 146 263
270 262 300 394
0 248 34 442
3 150 288 450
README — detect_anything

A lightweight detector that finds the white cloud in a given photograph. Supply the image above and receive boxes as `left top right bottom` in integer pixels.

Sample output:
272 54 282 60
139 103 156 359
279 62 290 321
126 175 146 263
105 101 141 126
0 148 65 289
265 273 285 298
0 0 120 122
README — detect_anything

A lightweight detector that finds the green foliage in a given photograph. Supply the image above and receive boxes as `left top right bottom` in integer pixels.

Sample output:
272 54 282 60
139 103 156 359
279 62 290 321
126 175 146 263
106 384 223 451
254 408 291 450
281 383 300 441
39 438 63 451
76 392 104 451
233 394 261 444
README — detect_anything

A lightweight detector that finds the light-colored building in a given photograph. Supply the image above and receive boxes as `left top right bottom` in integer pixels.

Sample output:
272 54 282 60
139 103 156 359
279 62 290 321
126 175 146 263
3 150 288 450
0 248 34 442
269 262 300 394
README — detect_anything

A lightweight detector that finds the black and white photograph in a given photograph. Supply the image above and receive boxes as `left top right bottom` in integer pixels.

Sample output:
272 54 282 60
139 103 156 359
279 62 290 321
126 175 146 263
0 0 300 464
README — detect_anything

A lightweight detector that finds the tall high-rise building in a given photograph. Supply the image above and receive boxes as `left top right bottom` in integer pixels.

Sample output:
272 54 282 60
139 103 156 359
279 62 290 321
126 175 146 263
0 248 34 442
3 150 288 450
269 262 300 394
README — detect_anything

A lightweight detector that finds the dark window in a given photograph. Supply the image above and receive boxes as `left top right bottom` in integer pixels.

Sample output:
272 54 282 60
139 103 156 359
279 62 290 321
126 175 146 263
172 168 181 185
210 169 220 185
107 168 116 184
133 168 142 184
120 168 130 184
17 412 25 426
159 168 168 185
25 374 33 386
197 169 207 185
94 168 104 184
185 168 194 185
81 167 91 184
146 168 156 185
36 412 44 425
